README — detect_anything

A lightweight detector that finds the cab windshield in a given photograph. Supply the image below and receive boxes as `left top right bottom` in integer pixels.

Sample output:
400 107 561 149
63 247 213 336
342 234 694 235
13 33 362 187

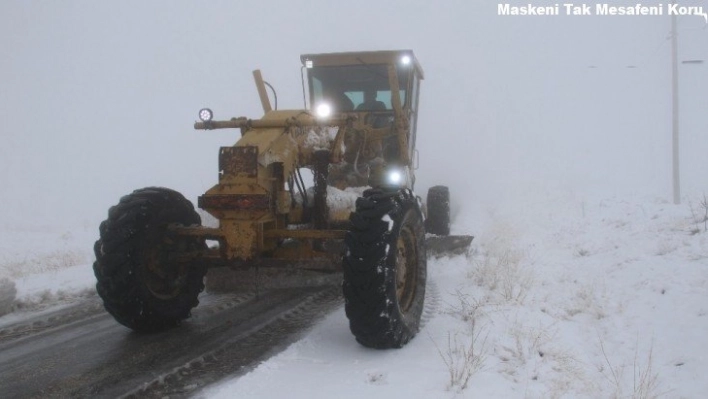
309 64 408 113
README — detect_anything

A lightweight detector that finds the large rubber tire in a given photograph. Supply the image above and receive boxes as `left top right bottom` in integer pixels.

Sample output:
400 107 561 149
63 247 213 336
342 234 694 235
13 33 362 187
343 188 427 349
425 185 450 236
93 187 207 332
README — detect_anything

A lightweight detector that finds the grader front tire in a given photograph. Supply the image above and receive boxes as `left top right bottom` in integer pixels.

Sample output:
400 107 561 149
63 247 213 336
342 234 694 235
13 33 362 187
343 188 427 349
93 187 206 332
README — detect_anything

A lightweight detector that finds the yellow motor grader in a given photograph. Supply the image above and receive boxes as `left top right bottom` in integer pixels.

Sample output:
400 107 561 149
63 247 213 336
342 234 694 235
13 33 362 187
93 50 472 349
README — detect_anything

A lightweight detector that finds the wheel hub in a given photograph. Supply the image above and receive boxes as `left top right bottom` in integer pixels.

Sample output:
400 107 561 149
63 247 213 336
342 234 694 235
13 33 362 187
395 225 417 313
144 239 190 300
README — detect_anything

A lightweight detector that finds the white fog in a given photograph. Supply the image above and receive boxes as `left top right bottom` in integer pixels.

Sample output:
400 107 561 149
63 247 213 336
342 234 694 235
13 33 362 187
2 1 705 228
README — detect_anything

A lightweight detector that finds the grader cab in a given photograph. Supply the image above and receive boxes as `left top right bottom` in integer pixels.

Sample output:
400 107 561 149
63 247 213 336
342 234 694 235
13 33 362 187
93 50 471 349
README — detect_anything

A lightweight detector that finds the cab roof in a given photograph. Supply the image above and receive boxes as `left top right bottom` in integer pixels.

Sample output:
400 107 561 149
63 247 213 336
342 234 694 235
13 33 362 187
300 50 424 79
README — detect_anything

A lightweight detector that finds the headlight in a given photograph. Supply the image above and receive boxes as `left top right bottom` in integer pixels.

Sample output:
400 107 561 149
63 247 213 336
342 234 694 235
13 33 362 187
386 169 403 185
199 108 213 122
400 55 412 66
315 103 332 118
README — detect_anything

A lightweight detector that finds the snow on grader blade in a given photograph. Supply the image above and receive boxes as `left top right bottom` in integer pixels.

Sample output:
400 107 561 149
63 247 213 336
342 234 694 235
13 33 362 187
93 50 474 349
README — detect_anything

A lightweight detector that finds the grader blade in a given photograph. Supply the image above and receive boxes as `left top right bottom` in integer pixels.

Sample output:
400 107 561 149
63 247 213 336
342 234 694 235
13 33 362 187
425 235 474 257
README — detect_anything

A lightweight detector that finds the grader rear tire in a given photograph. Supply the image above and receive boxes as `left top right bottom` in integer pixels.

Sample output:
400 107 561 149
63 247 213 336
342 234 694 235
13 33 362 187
93 187 206 332
343 188 427 349
425 185 450 236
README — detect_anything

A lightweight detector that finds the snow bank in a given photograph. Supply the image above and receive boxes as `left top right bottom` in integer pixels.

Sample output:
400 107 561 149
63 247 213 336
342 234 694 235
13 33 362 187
202 193 708 398
0 226 97 315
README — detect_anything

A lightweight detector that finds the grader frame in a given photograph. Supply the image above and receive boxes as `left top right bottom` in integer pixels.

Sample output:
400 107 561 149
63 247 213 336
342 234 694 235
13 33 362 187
175 50 425 271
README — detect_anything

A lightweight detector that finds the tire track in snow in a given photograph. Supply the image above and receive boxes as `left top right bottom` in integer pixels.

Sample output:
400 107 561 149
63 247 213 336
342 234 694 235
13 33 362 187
121 285 343 399
0 291 257 345
0 299 104 344
420 278 441 330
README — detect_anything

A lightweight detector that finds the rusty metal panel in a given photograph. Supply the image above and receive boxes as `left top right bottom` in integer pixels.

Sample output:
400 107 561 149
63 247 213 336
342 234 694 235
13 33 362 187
219 146 258 179
198 194 270 210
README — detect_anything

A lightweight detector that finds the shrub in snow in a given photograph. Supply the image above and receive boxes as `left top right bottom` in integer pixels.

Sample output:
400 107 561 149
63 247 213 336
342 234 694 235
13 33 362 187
435 291 489 391
470 245 533 304
0 277 17 316
599 339 662 398
434 331 487 392
688 193 708 234
702 195 708 232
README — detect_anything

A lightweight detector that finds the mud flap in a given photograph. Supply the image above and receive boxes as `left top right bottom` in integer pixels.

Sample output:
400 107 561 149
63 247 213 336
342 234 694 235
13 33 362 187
425 235 474 257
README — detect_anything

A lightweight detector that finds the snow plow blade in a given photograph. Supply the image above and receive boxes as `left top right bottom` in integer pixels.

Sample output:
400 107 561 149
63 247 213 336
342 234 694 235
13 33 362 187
425 235 474 257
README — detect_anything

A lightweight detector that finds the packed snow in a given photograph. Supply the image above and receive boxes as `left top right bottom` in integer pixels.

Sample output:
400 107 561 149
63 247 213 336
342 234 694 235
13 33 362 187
197 191 708 398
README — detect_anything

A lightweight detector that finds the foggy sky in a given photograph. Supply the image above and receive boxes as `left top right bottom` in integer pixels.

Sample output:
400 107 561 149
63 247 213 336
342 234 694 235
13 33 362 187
1 1 706 229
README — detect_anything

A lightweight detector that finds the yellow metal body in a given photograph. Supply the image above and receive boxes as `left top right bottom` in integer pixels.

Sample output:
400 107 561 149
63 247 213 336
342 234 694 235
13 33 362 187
189 50 424 268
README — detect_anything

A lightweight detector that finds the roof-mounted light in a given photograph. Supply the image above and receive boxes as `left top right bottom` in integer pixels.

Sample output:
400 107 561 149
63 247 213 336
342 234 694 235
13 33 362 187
400 55 412 66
